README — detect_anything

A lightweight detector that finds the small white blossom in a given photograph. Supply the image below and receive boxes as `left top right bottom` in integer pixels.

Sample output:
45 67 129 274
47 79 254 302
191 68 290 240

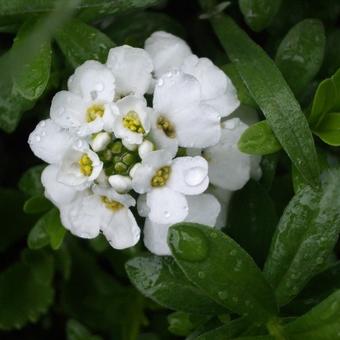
50 60 117 137
113 95 151 145
60 185 140 249
131 150 209 224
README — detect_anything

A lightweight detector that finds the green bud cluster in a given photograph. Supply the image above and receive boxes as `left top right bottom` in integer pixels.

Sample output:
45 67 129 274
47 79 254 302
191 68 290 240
98 140 140 177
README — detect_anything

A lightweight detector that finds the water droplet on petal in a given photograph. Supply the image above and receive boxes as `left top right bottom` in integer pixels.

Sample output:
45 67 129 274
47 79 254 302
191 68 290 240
164 210 170 218
168 226 209 262
41 131 46 137
165 72 172 78
40 121 46 127
157 79 164 87
95 83 104 92
184 167 207 186
35 135 41 142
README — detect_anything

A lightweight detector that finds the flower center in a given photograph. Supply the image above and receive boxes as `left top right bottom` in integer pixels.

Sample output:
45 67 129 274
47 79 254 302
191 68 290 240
98 140 140 176
79 154 93 176
101 196 123 212
86 104 105 122
157 116 176 138
151 166 171 187
123 111 145 134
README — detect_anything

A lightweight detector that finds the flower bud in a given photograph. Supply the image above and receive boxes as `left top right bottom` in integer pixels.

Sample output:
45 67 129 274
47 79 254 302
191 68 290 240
90 132 111 152
138 140 154 159
108 174 132 193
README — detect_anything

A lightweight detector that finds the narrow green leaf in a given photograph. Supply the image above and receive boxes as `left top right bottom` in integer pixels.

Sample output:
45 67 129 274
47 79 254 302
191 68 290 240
211 15 320 187
18 164 45 196
260 153 279 190
238 120 282 155
56 18 115 68
126 254 224 315
239 0 282 32
275 19 325 96
313 112 340 146
66 319 103 340
227 180 278 267
12 18 52 100
168 223 278 323
308 68 340 127
284 290 340 339
264 169 340 305
222 64 257 108
0 251 54 330
23 195 52 214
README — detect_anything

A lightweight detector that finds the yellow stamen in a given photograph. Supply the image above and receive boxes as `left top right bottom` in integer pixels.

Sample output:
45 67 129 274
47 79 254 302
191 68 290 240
122 111 145 134
101 196 124 212
151 166 171 187
86 104 105 122
79 154 93 176
157 116 176 138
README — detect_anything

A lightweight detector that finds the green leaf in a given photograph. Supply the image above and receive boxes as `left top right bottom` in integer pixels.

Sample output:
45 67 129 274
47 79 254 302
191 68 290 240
11 18 52 100
238 120 282 155
28 208 66 250
126 254 224 315
264 169 340 305
23 194 53 214
284 290 340 339
260 153 279 190
275 19 325 96
56 18 115 68
168 223 278 322
238 0 282 32
222 64 257 108
227 180 278 267
313 112 340 146
211 15 320 188
0 251 54 330
18 164 45 196
308 68 340 127
66 319 102 340
104 11 184 48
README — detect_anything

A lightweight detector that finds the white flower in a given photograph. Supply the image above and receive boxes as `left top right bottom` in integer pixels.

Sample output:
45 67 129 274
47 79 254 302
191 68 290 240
204 118 261 191
50 60 117 137
145 31 192 78
60 185 140 249
28 119 75 164
41 164 78 209
181 55 239 117
57 140 103 190
113 95 151 145
150 70 221 156
106 45 153 98
131 150 209 224
142 193 221 255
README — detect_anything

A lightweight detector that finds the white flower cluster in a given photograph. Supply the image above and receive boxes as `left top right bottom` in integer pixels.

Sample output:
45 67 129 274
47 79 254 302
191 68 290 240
28 31 260 255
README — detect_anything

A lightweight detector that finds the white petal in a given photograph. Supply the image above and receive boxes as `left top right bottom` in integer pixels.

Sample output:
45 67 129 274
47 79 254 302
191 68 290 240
204 118 251 191
60 193 104 239
50 91 87 129
90 132 111 152
185 194 220 226
108 174 132 193
171 104 221 148
143 218 171 256
250 155 262 180
153 70 201 114
167 156 209 195
137 194 149 217
106 45 153 97
146 187 188 224
28 119 74 164
182 55 239 117
101 207 140 249
138 140 154 159
41 164 77 209
68 60 115 102
145 31 192 78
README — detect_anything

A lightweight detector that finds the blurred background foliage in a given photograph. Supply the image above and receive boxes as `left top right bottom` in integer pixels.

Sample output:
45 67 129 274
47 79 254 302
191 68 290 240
0 0 339 339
